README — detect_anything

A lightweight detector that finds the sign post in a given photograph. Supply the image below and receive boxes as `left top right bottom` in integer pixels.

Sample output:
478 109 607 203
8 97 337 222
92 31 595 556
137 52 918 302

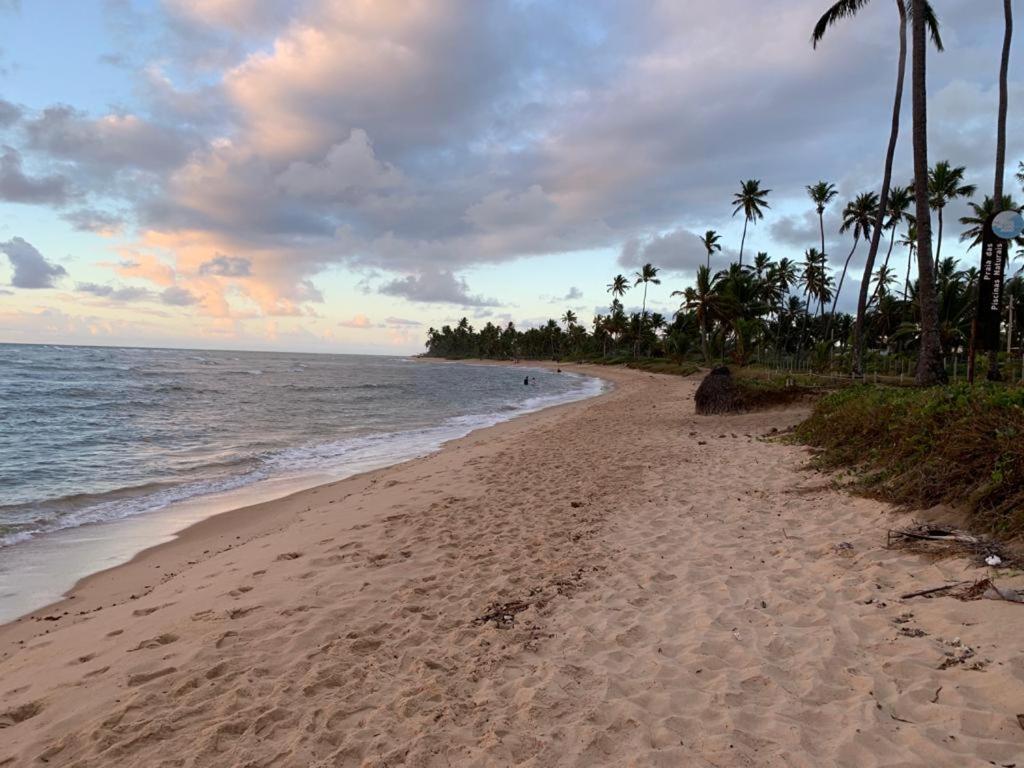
968 210 1024 383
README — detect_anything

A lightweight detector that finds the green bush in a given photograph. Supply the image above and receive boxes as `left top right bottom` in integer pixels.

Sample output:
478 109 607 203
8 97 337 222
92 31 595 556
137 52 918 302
795 384 1024 540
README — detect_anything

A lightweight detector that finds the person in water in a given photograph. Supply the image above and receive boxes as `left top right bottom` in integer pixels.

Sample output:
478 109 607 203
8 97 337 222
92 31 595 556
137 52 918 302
524 376 529 385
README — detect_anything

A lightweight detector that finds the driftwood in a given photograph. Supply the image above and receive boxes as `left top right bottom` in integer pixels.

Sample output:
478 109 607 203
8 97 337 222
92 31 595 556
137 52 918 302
887 522 1015 568
900 582 970 600
900 578 1024 605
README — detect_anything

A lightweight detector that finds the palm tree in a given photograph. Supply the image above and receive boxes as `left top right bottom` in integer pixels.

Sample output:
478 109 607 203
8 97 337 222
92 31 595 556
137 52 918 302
731 180 771 266
806 181 838 258
899 220 918 300
561 309 577 331
606 274 630 302
928 160 976 266
960 194 1024 250
633 263 660 356
828 191 879 339
700 230 722 270
869 185 915 306
798 247 828 353
911 0 947 385
1017 161 1024 190
873 264 898 300
753 252 772 281
812 0 942 376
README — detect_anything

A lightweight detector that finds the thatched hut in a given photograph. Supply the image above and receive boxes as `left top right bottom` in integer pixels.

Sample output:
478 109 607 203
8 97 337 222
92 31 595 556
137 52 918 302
694 366 743 415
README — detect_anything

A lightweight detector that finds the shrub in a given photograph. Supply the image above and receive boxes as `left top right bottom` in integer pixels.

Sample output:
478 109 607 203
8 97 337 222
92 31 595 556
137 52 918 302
795 384 1024 540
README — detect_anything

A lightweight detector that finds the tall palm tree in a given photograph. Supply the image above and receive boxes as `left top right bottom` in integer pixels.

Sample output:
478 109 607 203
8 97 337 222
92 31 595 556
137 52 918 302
798 247 828 352
731 180 771 266
700 230 722 270
911 0 947 384
561 309 577 331
812 0 942 376
899 220 918 300
606 274 630 301
806 181 838 258
633 263 660 319
928 160 976 266
869 185 915 306
633 263 660 356
828 191 879 339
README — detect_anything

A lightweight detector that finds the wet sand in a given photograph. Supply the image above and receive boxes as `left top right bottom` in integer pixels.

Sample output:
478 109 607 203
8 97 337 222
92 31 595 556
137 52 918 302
1 364 1023 767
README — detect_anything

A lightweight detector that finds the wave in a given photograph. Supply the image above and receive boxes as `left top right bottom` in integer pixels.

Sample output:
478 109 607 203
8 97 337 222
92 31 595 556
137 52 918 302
0 373 605 549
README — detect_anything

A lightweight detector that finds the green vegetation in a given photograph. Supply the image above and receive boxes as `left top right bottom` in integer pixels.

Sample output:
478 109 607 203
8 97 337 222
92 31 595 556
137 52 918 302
796 385 1024 539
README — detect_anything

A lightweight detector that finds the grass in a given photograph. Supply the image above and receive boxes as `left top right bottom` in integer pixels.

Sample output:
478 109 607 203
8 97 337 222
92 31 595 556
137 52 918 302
795 384 1024 541
585 356 701 377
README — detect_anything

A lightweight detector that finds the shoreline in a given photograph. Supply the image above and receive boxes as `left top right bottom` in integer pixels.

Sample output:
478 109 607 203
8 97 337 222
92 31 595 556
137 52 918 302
3 364 1023 767
0 360 614 634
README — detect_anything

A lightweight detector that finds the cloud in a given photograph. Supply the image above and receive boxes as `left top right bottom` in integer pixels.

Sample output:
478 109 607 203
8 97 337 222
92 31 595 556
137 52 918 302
383 316 421 326
0 98 20 127
338 313 372 328
276 129 403 201
619 228 736 273
1 237 67 288
161 285 197 305
24 106 195 173
379 270 499 307
563 286 583 300
76 281 152 302
62 207 124 234
199 254 252 276
0 146 71 204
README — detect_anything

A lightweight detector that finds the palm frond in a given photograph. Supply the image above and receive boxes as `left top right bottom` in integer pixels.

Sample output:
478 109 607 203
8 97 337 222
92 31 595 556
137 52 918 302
908 0 944 51
811 0 872 48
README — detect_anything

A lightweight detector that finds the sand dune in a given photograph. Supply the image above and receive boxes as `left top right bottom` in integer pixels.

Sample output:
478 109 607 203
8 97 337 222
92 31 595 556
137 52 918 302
1 366 1023 767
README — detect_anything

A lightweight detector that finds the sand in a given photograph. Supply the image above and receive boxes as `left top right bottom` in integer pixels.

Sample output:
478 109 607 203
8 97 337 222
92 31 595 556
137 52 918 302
1 364 1023 767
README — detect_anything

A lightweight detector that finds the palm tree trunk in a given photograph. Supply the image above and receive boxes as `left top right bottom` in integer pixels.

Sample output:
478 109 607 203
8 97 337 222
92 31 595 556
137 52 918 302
911 0 946 386
904 246 914 301
826 238 859 341
819 210 826 258
700 314 710 363
635 283 649 358
987 0 1012 382
739 218 749 267
934 206 944 270
853 0 907 378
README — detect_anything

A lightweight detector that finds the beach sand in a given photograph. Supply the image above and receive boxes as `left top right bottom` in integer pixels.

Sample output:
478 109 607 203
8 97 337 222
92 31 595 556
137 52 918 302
1 365 1023 767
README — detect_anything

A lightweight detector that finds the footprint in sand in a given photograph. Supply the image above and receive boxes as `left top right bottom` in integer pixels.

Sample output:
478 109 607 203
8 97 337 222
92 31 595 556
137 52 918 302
131 602 175 617
275 552 302 561
0 701 44 728
128 633 179 652
227 605 262 619
126 667 177 687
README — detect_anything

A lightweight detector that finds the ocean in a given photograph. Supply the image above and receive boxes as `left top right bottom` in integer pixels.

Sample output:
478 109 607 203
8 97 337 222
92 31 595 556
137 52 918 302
0 345 603 620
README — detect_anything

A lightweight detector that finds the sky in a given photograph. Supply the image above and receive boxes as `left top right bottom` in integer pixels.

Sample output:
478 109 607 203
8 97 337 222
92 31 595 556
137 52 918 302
0 0 1021 354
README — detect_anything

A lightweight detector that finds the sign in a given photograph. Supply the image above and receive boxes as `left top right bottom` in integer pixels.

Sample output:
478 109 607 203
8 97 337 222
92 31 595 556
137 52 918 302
975 212 1015 351
992 210 1024 240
